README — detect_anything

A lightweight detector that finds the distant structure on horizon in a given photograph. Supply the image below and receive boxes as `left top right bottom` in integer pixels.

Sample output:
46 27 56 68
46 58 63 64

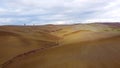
24 23 26 26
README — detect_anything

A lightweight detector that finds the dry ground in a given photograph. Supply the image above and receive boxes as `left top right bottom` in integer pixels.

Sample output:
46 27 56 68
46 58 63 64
0 23 120 68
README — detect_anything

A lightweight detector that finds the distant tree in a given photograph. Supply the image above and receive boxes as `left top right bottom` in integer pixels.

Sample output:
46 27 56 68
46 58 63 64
24 23 26 26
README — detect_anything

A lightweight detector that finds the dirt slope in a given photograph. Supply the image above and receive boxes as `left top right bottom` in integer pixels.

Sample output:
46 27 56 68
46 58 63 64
2 32 120 68
0 26 61 65
0 23 120 68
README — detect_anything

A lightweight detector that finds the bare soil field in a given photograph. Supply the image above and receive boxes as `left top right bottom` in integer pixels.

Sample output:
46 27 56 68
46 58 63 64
0 23 120 68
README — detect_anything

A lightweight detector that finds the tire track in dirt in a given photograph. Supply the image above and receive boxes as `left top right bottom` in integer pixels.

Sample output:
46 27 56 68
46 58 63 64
0 28 62 68
2 34 120 68
1 31 62 68
1 40 60 68
1 26 120 68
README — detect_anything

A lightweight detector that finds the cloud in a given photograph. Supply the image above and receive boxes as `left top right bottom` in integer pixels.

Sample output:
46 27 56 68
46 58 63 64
0 0 120 25
0 18 12 24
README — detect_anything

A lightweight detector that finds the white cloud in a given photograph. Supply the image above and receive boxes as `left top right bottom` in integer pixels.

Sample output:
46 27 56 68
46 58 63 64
55 21 66 24
0 18 12 23
0 17 29 25
0 18 14 25
52 21 71 24
0 0 120 25
84 19 119 23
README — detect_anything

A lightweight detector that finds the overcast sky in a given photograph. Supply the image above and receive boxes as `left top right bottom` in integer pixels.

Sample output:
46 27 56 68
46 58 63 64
0 0 120 25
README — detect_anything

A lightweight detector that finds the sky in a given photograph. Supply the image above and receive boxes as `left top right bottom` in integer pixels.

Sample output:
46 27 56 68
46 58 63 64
0 0 120 25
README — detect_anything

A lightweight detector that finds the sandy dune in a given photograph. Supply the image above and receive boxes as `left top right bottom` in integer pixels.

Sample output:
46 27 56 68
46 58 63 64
0 23 120 68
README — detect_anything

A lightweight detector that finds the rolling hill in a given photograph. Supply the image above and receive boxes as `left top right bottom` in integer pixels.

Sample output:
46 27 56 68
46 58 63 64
0 26 61 65
0 23 120 68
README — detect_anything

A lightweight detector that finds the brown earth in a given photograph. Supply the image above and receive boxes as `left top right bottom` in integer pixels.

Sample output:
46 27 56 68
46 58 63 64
0 23 120 68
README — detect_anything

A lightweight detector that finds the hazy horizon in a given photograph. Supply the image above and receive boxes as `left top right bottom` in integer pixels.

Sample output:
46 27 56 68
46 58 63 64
0 22 120 26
